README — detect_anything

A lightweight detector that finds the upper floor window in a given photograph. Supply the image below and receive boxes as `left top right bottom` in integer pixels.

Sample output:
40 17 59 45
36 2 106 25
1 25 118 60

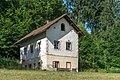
61 23 65 31
66 42 72 50
24 47 27 55
37 41 41 51
54 40 60 49
30 45 33 53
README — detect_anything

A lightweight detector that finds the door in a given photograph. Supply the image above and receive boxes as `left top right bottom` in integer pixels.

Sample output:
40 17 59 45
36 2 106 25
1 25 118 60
66 62 71 69
53 61 59 68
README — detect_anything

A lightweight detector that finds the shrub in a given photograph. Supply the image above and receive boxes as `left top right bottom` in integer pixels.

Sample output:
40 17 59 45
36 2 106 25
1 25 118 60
0 56 19 69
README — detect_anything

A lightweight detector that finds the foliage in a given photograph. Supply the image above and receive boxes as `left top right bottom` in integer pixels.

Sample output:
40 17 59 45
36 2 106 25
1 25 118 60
67 0 120 71
0 0 120 72
0 0 65 59
0 56 19 69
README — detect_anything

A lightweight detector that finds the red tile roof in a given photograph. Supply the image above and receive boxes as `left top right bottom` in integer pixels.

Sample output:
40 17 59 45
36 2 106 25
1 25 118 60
16 14 83 44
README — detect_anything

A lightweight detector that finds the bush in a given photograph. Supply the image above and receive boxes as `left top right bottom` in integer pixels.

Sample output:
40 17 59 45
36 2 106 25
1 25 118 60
0 57 19 69
109 67 120 73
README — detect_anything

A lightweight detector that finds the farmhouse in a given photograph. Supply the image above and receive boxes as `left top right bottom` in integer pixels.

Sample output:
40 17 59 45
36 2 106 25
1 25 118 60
16 14 83 71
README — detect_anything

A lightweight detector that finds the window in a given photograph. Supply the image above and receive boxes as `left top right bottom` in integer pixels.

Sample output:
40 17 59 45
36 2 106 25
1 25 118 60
25 65 27 68
53 61 59 68
61 23 65 31
66 42 72 50
54 40 60 49
24 47 27 55
38 41 41 50
22 60 25 63
29 64 32 68
38 62 41 67
33 63 36 68
30 45 33 53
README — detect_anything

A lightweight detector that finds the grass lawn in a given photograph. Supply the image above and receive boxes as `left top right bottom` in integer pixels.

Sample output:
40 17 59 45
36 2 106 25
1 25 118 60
0 69 120 80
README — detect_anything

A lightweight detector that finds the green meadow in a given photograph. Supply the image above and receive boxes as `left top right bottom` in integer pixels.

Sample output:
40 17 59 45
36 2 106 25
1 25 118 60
0 69 120 80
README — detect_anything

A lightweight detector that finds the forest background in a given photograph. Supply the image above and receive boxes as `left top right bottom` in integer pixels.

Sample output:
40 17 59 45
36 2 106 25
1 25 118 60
0 0 120 72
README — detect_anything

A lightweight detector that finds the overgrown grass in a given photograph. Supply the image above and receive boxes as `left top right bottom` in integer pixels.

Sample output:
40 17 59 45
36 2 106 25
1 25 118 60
0 69 120 80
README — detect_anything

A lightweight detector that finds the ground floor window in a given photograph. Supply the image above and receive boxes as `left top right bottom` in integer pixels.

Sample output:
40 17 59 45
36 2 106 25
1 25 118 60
33 63 36 68
29 64 32 68
38 62 41 67
53 61 60 68
22 60 25 63
25 65 27 68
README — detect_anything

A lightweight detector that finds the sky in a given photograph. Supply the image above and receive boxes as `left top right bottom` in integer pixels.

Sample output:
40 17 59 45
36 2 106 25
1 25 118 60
63 0 91 33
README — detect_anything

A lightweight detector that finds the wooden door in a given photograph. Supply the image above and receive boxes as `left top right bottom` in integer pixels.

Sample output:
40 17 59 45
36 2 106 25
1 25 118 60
66 62 71 69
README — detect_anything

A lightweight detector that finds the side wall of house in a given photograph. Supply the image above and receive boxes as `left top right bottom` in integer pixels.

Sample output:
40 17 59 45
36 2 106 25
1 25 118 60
46 18 78 70
20 32 47 68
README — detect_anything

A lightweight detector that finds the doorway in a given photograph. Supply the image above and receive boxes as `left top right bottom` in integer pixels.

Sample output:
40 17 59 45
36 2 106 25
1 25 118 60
66 62 71 69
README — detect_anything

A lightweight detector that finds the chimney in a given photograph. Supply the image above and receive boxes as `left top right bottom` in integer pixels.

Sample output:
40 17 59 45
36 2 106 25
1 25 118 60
46 19 49 24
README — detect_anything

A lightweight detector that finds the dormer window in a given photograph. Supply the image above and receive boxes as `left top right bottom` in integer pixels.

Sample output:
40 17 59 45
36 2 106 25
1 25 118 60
61 23 65 31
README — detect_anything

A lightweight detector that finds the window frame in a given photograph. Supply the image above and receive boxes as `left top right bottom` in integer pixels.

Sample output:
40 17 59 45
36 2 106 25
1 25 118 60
66 62 71 69
53 61 60 68
24 47 27 55
33 63 36 68
66 42 72 50
30 44 34 53
54 40 60 49
37 41 41 51
25 65 27 68
29 64 32 68
61 23 65 31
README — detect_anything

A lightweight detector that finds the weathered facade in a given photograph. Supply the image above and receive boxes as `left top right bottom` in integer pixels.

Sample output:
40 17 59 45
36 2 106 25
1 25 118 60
16 14 83 71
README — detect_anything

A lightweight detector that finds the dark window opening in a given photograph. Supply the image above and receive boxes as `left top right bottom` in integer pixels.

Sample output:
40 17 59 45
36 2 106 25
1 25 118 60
29 64 32 68
66 42 72 50
38 62 41 67
30 45 33 53
22 60 25 63
38 41 41 51
25 65 27 68
54 40 60 49
24 47 27 55
53 61 59 68
33 63 36 68
61 23 65 31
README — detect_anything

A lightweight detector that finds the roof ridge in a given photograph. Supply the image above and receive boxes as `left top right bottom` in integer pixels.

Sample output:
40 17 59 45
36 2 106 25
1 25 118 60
15 14 83 44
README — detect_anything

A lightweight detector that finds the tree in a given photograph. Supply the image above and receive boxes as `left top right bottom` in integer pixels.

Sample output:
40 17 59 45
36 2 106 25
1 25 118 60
65 0 120 71
0 0 66 58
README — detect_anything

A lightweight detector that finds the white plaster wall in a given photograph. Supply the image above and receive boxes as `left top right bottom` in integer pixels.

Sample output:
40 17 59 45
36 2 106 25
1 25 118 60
20 32 47 60
46 55 78 70
19 18 79 70
46 18 78 57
